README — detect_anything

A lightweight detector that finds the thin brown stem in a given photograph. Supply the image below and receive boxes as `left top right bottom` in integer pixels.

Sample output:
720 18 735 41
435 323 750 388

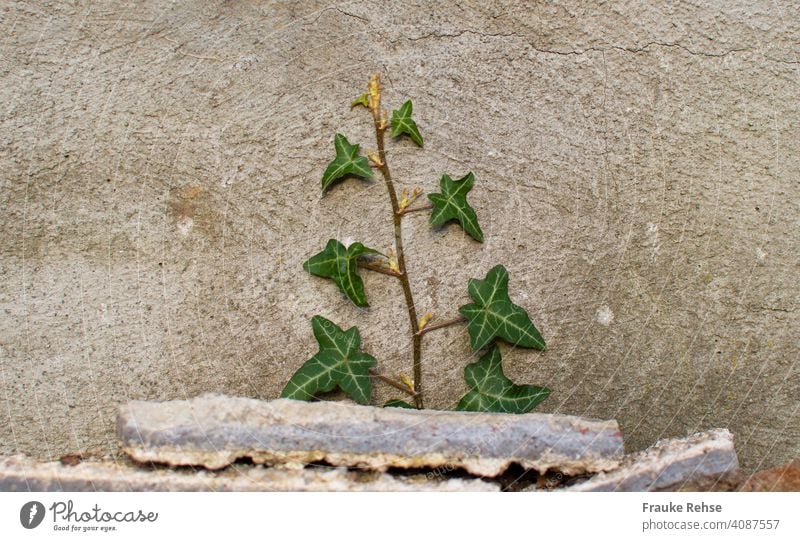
369 74 424 409
417 315 468 336
357 261 403 277
369 369 418 398
398 203 433 216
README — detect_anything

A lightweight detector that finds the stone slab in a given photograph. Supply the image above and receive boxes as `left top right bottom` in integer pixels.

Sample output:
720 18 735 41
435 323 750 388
0 455 497 492
118 394 624 476
564 429 739 492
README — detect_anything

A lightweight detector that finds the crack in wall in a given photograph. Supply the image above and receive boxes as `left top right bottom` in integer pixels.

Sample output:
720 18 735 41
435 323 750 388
400 29 753 60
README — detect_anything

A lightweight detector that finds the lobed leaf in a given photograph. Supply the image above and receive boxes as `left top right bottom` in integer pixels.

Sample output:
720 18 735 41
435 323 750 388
351 93 369 108
456 346 550 413
428 173 484 242
458 265 546 350
321 133 373 192
303 239 379 307
384 399 415 409
281 316 377 404
390 100 424 147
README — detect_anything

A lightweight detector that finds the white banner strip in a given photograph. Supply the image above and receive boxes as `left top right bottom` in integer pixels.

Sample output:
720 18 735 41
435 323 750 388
2 492 797 541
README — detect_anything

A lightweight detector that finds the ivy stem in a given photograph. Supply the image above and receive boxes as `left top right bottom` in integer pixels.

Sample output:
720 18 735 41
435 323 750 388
398 203 433 216
417 315 467 336
357 260 403 277
369 369 419 398
369 74 424 409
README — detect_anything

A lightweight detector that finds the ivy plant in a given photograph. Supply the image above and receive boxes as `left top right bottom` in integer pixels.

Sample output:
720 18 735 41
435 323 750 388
281 74 550 414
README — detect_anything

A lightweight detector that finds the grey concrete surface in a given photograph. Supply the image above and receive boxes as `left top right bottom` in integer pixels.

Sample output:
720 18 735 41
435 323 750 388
1 1 798 473
117 395 623 475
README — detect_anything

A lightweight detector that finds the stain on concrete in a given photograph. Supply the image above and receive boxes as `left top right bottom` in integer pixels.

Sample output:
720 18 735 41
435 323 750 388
167 184 221 241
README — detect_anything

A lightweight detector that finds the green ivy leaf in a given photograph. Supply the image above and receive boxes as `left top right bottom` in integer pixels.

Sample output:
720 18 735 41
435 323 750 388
428 173 484 242
281 316 377 404
390 100 424 147
351 93 369 108
321 133 373 192
458 265 546 350
384 399 415 409
456 346 550 413
303 239 378 307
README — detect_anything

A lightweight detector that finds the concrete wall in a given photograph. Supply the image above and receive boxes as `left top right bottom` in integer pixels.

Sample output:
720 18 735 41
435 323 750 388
1 1 797 472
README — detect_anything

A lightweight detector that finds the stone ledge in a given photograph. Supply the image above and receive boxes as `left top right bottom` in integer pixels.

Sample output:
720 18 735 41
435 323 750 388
0 455 498 492
563 429 740 492
118 394 624 476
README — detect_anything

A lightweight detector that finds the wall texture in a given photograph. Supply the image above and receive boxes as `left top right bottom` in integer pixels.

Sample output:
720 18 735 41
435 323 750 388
1 1 797 472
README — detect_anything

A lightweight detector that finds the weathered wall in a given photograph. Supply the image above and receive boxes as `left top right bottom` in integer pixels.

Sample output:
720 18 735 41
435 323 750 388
1 1 797 472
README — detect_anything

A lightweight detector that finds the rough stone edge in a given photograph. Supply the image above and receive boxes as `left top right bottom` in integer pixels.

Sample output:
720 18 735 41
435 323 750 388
563 429 740 492
118 395 624 476
0 455 498 492
119 446 622 478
